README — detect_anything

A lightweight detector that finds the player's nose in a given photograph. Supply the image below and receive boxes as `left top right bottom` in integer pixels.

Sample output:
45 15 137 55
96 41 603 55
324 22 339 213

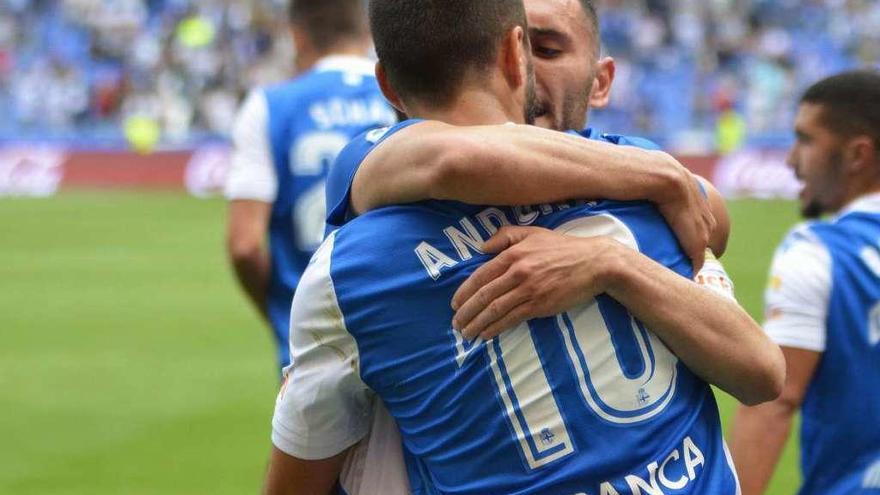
785 147 798 171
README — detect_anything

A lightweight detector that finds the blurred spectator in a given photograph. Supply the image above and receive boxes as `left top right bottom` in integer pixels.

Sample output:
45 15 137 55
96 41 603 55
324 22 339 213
715 96 746 155
0 0 876 151
591 0 879 150
0 0 291 145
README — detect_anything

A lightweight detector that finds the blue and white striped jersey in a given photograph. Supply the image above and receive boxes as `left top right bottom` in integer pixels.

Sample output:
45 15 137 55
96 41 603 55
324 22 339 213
225 56 396 368
765 192 880 495
274 122 740 494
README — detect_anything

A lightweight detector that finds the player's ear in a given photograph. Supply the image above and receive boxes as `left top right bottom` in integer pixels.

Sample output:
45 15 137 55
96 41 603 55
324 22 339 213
375 62 406 114
500 25 529 93
589 57 615 109
844 135 877 176
290 24 314 75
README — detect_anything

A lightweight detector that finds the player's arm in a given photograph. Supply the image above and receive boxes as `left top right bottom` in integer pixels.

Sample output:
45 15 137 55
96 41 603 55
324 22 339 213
227 200 272 320
700 177 730 256
350 121 719 266
224 90 278 321
730 347 819 495
265 238 373 495
729 233 830 493
592 237 783 405
264 447 348 495
451 227 785 406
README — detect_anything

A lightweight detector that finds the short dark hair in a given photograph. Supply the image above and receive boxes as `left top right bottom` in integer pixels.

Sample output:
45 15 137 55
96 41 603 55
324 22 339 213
369 0 528 106
288 0 367 52
578 0 599 38
801 70 880 149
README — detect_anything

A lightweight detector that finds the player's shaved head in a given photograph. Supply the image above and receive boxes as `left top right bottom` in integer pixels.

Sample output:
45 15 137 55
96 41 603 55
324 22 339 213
802 70 880 150
369 0 529 107
577 0 600 49
288 0 368 52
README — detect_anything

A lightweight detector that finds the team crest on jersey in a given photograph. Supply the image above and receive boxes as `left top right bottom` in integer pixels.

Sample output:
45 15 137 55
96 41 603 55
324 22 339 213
365 127 392 144
539 428 556 446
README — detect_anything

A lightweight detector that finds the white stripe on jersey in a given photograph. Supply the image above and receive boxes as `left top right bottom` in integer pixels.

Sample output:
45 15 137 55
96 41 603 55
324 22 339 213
272 231 410 494
864 459 880 488
722 441 742 495
273 232 371 459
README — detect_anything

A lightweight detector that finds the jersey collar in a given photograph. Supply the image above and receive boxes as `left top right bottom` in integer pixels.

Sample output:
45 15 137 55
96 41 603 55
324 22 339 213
314 55 376 77
840 191 880 216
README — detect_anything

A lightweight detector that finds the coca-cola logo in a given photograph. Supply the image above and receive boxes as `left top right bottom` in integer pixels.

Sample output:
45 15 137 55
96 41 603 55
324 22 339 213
714 150 800 200
0 147 66 197
184 145 231 198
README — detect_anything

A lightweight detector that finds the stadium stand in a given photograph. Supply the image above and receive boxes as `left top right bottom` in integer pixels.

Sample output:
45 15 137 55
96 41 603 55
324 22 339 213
0 0 877 150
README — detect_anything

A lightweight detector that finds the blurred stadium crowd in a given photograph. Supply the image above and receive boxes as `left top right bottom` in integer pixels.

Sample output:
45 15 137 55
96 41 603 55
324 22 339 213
0 0 292 145
1 0 878 149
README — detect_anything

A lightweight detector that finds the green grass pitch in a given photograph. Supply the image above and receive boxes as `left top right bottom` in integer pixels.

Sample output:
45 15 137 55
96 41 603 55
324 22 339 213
0 193 802 494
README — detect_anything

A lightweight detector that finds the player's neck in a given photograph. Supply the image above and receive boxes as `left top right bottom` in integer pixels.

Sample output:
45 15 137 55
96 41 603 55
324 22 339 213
842 176 880 210
322 40 370 61
409 87 524 127
296 41 369 73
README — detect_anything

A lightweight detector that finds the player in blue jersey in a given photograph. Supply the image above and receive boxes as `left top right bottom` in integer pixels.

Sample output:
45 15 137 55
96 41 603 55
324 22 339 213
224 0 396 370
264 1 783 494
316 2 732 492
731 71 880 495
315 0 752 492
326 0 727 270
322 0 761 393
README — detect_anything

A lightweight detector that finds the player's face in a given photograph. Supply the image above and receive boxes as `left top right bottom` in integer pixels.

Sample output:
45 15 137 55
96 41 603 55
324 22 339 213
788 103 848 218
525 0 602 131
524 59 541 125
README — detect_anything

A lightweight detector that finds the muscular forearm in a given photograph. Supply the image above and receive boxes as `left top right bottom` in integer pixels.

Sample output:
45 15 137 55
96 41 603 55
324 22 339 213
429 125 684 204
602 247 785 405
730 404 795 495
230 251 271 321
353 123 684 214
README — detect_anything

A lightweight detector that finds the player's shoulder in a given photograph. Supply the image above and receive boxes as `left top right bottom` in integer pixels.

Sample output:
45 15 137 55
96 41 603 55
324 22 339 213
261 75 326 110
326 119 426 228
772 222 832 276
778 221 829 254
333 118 429 167
579 128 662 151
233 88 270 128
268 58 379 97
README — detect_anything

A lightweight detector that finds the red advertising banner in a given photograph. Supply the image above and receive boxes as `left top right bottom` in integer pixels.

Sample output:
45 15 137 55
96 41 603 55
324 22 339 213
0 145 800 200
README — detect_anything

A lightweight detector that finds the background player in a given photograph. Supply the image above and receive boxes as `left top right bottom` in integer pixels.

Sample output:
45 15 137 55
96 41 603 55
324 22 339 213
224 0 395 369
730 70 880 494
265 0 783 493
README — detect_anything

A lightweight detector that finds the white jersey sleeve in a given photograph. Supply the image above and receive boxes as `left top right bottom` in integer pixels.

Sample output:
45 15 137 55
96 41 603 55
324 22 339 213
224 89 278 203
763 225 832 352
339 401 411 495
272 232 373 460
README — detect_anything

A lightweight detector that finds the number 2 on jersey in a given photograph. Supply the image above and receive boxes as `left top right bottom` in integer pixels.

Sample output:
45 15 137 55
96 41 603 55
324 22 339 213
289 131 350 250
